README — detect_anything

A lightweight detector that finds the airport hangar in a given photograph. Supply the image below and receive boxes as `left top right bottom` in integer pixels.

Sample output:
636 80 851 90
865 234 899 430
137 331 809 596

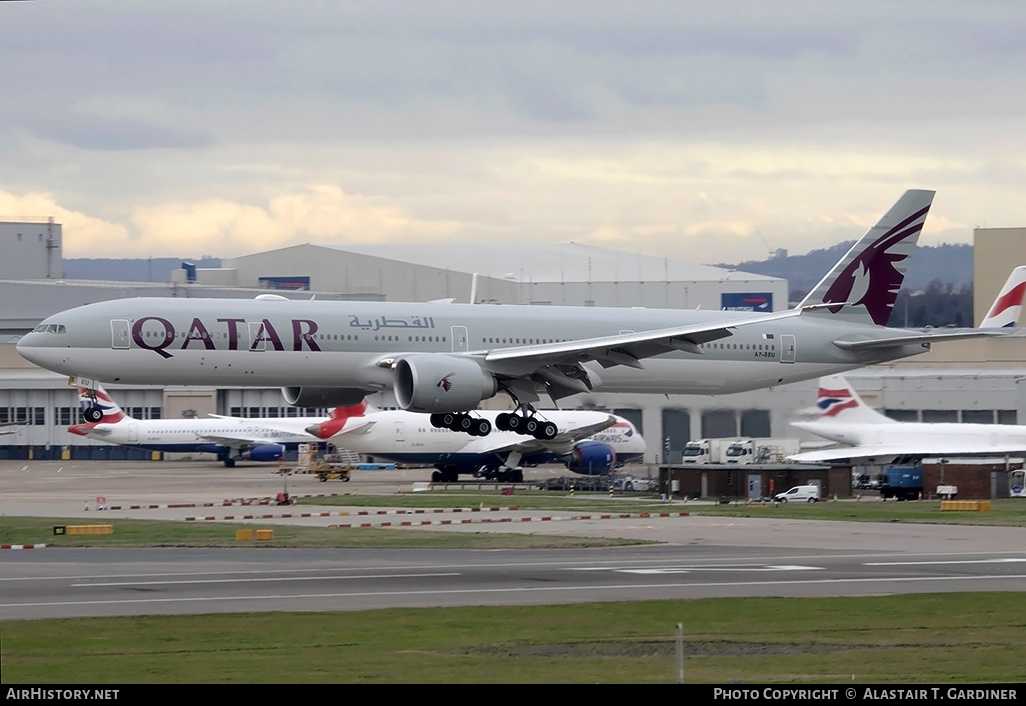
1 218 1026 468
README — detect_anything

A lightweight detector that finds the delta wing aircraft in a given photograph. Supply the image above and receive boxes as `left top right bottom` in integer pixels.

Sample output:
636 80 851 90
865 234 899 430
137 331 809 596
283 403 646 482
789 375 1026 464
68 384 314 467
19 190 1001 439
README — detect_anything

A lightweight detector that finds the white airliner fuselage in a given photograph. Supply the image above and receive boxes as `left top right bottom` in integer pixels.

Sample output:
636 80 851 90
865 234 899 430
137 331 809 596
791 375 1026 462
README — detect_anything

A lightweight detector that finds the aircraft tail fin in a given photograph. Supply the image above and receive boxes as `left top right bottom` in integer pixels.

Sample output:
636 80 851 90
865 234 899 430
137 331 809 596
798 190 934 326
981 266 1026 328
306 400 369 439
808 375 891 424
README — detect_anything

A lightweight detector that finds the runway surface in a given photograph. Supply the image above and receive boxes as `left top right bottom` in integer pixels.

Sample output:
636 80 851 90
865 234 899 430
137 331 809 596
3 459 1026 619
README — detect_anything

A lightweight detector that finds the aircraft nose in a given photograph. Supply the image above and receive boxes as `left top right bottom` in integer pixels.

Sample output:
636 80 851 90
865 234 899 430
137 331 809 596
15 337 71 372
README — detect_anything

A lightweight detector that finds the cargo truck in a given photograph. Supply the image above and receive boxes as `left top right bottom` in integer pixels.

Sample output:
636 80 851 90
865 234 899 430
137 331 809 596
722 438 801 464
681 438 745 464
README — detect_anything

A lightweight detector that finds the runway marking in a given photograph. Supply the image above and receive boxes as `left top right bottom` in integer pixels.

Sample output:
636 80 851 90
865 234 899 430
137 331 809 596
72 572 461 587
6 573 1026 611
864 558 1026 566
6 551 1026 583
614 565 823 574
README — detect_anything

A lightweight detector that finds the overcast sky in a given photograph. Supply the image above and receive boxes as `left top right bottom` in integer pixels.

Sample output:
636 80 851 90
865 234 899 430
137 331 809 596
2 1 1025 264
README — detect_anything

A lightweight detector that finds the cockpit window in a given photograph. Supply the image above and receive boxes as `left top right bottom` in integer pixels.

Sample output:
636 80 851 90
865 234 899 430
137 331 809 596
33 324 66 334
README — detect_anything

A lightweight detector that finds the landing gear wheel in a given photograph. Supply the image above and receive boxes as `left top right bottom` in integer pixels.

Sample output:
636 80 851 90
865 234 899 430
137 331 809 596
431 470 442 482
524 418 539 435
430 414 445 428
506 414 521 432
84 406 103 423
495 413 512 431
224 458 236 468
471 418 492 436
535 421 558 440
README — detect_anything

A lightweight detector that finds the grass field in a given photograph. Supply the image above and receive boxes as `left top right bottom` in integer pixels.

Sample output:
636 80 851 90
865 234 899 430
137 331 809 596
0 515 644 549
3 594 1024 683
3 492 1025 683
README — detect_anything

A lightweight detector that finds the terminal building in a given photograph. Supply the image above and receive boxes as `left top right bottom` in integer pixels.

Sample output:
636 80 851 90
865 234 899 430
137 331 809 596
1 219 1026 486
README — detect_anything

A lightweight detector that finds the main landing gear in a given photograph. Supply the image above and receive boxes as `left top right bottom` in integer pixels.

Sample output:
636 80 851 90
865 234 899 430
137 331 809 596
430 410 558 440
429 412 493 437
495 412 558 440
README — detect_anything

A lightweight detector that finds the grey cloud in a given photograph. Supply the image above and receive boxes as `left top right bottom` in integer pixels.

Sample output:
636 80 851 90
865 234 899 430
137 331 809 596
28 113 215 151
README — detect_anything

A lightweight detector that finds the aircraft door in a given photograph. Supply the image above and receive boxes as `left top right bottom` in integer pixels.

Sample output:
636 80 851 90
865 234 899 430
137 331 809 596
127 423 138 443
747 474 762 499
779 334 796 363
248 322 265 351
111 320 130 349
451 326 469 353
393 421 406 445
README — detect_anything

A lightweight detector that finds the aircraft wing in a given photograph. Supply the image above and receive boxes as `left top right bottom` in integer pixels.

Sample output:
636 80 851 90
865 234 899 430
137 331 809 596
483 308 805 371
832 329 1006 351
453 414 618 456
196 430 287 447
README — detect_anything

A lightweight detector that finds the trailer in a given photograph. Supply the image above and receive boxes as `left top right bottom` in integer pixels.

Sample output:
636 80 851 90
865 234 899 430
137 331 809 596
723 438 801 465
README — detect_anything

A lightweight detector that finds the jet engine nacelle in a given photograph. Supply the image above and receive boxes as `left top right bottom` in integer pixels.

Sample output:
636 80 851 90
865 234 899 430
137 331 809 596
282 387 368 408
566 441 617 476
393 354 498 413
241 444 285 462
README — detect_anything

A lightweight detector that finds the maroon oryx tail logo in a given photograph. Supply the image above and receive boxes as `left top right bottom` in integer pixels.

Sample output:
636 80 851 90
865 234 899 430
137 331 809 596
437 372 456 392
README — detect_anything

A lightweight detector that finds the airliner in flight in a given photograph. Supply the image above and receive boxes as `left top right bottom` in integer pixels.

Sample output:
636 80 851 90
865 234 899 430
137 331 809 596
789 375 1026 464
20 190 1001 438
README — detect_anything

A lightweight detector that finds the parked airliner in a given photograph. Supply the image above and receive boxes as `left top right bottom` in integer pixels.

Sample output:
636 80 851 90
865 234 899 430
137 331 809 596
789 375 1026 463
68 385 313 467
266 403 646 482
20 190 1000 439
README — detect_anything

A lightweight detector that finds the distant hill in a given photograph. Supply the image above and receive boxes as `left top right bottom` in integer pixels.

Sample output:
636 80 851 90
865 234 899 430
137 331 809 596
61 258 222 282
717 243 972 298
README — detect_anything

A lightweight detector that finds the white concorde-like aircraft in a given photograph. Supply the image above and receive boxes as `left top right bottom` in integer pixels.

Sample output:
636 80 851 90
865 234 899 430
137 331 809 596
19 190 1002 439
789 375 1026 464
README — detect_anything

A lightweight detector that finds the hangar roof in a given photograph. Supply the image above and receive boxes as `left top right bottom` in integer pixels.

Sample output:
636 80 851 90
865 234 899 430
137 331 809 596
269 241 780 284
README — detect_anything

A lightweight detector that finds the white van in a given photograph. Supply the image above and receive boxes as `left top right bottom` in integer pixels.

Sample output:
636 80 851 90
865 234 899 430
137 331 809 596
773 484 821 503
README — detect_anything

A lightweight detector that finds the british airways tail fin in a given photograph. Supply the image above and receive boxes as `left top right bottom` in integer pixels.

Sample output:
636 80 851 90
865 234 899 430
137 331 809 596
306 400 369 439
806 375 892 424
799 190 934 326
981 266 1026 328
77 384 128 424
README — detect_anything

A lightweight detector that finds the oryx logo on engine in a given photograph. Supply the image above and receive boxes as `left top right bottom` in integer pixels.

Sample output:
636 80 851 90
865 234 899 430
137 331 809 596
437 372 456 392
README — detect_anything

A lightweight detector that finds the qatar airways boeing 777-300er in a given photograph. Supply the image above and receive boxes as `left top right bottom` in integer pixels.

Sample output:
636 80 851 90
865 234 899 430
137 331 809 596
18 190 1002 440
